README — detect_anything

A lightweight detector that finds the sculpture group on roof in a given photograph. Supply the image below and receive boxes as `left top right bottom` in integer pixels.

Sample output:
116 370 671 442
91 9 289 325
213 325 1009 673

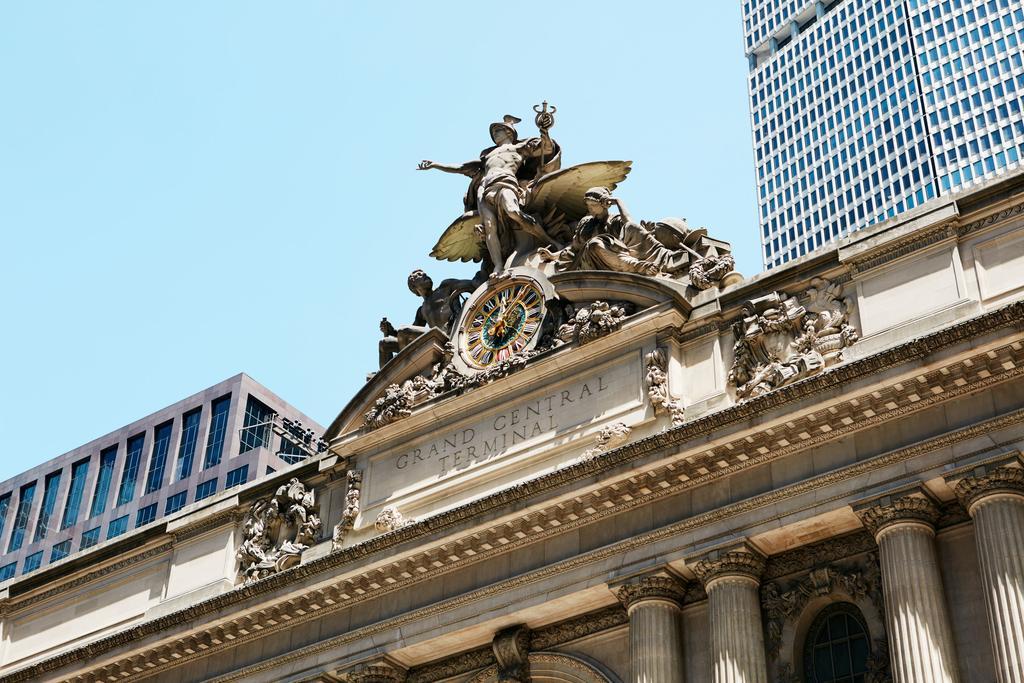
375 103 739 373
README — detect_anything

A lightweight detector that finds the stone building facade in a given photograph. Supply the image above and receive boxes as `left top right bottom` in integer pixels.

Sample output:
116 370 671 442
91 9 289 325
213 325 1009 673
2 170 1024 682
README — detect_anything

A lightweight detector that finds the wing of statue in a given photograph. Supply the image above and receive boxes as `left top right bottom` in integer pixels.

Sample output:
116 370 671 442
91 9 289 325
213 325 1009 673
526 160 633 223
430 211 484 262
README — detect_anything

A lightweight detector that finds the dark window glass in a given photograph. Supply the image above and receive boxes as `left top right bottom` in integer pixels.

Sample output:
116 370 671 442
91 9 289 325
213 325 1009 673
50 539 72 562
107 515 129 539
203 395 231 469
175 408 202 480
225 465 249 490
136 503 158 528
8 482 37 553
23 551 42 574
195 478 218 501
239 395 274 454
90 445 118 518
0 493 11 546
33 470 63 542
804 602 871 683
278 436 306 465
144 421 173 494
117 434 146 507
164 491 188 515
0 562 15 582
80 526 101 549
60 458 90 530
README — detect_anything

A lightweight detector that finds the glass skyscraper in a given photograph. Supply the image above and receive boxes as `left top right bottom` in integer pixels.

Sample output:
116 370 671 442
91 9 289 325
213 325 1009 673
745 0 1024 269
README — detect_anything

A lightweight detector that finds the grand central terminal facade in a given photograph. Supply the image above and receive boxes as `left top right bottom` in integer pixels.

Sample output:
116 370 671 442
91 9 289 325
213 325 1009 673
2 112 1024 683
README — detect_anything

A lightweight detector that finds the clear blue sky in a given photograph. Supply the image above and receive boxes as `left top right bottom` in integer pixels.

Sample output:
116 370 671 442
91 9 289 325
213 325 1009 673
0 2 756 482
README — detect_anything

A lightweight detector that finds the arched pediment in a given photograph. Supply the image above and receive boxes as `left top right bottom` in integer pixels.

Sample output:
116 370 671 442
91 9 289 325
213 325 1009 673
467 652 621 683
325 327 448 440
548 270 693 315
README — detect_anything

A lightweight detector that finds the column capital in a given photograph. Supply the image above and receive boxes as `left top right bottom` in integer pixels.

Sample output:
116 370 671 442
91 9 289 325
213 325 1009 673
944 453 1024 513
689 541 766 587
853 486 940 538
613 571 687 610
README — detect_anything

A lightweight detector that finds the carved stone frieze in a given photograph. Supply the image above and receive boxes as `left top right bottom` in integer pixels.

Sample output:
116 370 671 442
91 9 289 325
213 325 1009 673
364 379 422 430
615 574 687 609
692 545 766 585
344 663 407 683
644 347 685 427
855 492 940 537
951 464 1024 510
332 469 363 551
580 422 631 460
761 554 884 657
236 478 321 584
728 278 858 400
375 506 414 533
554 300 632 346
493 624 531 683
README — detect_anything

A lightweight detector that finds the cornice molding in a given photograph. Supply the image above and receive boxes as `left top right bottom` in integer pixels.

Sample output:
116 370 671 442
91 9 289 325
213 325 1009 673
846 221 958 275
958 200 1024 237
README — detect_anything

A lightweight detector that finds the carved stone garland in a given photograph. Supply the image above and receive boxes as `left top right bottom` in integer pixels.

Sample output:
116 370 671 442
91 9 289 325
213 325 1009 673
760 553 890 683
644 348 685 427
236 478 321 584
365 299 634 431
555 300 633 346
331 469 363 550
580 422 631 460
375 505 415 533
728 277 859 400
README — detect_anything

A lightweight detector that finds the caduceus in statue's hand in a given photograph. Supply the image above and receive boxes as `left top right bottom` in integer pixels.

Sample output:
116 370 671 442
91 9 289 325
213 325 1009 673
533 101 556 133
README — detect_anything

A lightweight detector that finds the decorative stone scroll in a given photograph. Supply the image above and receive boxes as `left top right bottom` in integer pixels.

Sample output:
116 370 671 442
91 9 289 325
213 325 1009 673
555 301 633 346
375 505 415 533
343 663 408 683
950 463 1024 510
331 469 363 550
728 278 858 400
855 492 940 537
580 422 631 460
644 348 685 427
236 478 321 584
493 625 531 683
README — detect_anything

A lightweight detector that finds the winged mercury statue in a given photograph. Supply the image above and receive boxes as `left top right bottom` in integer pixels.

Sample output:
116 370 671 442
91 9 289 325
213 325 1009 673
418 105 632 275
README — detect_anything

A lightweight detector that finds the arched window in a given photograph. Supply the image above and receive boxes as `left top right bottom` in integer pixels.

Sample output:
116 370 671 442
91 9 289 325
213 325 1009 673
803 602 871 683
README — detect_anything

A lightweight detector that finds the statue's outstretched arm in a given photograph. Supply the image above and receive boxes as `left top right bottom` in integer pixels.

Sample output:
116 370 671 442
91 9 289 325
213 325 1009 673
417 159 481 177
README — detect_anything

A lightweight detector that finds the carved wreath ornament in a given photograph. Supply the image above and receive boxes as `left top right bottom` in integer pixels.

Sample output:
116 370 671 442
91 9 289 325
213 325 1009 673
728 278 859 399
236 478 321 584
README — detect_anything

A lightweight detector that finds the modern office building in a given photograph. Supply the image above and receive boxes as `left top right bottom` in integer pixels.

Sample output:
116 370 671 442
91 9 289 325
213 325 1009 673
745 0 1024 268
0 373 324 584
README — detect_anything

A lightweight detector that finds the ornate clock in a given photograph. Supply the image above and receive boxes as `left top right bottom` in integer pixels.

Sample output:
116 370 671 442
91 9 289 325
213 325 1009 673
456 275 549 370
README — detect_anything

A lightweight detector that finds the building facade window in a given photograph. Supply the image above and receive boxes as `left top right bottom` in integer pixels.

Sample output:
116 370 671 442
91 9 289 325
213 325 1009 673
144 421 173 495
278 436 306 465
164 491 188 515
8 482 37 553
60 458 90 530
50 539 72 562
135 503 158 528
90 445 118 518
203 395 231 470
175 407 202 481
107 515 129 540
33 470 63 543
803 602 871 683
225 465 249 490
195 478 218 501
80 526 101 549
239 395 274 454
0 493 10 546
22 551 42 574
0 562 15 582
116 434 146 507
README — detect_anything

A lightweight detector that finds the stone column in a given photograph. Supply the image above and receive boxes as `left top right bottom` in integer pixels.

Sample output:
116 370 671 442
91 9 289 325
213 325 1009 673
855 488 960 683
947 458 1024 683
691 543 768 683
615 573 687 683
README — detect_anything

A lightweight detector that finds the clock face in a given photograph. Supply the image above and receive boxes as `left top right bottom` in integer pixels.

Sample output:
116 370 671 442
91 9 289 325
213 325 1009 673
462 279 545 368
